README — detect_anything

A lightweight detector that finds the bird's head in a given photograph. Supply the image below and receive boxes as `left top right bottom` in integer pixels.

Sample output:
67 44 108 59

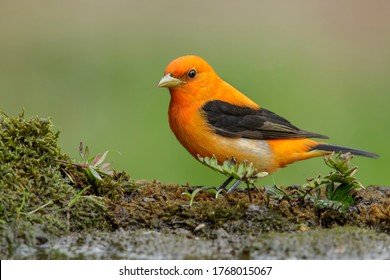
157 55 218 98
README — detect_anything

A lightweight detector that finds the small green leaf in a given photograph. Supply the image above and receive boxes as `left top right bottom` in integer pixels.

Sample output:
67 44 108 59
245 162 255 178
222 158 231 171
189 188 203 207
236 161 247 178
324 153 337 168
88 166 102 181
345 167 358 176
210 155 218 166
255 171 268 179
215 188 224 199
84 145 90 164
79 142 85 159
181 192 191 198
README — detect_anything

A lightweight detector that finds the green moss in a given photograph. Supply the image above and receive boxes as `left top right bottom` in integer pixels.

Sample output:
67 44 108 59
0 113 111 257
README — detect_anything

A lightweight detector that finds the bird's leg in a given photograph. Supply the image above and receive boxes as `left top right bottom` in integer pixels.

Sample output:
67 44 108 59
226 180 254 202
227 179 243 193
217 176 234 191
246 183 252 203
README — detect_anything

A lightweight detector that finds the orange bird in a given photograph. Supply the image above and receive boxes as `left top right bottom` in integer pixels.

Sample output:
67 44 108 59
158 55 378 190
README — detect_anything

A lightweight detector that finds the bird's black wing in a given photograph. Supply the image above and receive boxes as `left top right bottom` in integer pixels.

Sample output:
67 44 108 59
201 100 328 140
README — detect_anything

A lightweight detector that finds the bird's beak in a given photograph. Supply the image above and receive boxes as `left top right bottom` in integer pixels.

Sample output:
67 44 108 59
157 73 182 88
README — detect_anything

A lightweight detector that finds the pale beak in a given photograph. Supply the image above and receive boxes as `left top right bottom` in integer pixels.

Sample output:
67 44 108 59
157 73 182 88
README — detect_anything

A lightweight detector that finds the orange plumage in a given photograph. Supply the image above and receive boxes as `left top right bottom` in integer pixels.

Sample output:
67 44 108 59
158 55 377 180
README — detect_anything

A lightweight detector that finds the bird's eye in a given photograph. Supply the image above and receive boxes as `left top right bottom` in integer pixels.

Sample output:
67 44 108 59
188 69 197 79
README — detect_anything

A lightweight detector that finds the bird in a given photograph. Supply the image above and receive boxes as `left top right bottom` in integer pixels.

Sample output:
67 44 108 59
157 55 378 191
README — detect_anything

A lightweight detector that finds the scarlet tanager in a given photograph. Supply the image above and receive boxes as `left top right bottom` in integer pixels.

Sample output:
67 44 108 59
158 55 378 189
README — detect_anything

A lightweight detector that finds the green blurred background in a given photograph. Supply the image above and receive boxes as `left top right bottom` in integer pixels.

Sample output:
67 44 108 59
1 0 389 187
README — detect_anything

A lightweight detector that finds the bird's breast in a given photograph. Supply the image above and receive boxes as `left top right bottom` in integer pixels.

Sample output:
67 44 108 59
168 103 273 172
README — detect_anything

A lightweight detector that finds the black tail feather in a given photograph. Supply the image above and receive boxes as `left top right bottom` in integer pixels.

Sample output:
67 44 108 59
311 143 379 159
